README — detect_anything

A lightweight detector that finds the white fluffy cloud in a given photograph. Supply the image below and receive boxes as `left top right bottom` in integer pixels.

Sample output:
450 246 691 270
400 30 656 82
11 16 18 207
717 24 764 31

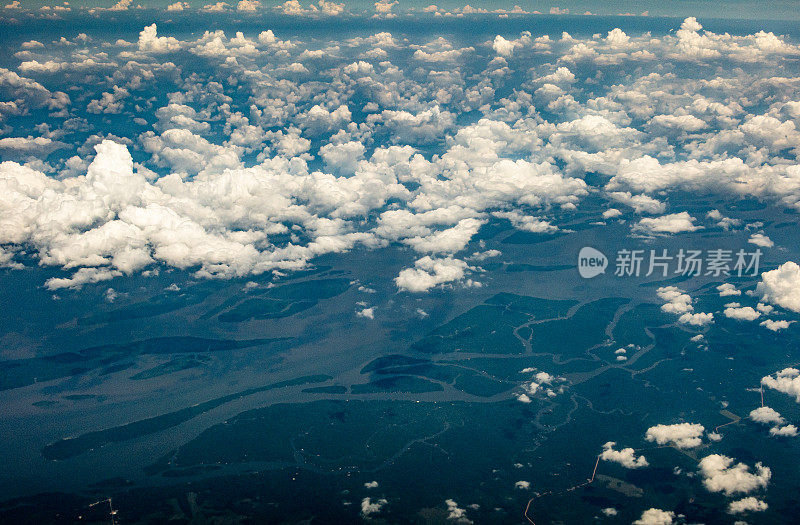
356 307 375 319
770 424 798 437
403 218 484 254
657 286 693 315
749 233 774 248
644 423 705 449
760 319 794 331
750 406 784 425
5 19 800 299
728 497 768 514
237 0 261 11
45 266 123 290
634 212 700 235
657 286 714 326
0 140 358 282
444 499 471 523
395 256 468 293
749 406 797 437
633 508 674 525
600 441 649 469
717 283 741 297
492 35 516 57
0 136 65 156
756 262 800 313
138 24 182 53
762 368 800 402
522 370 561 398
607 191 665 214
0 68 70 113
360 497 387 517
724 304 761 321
678 312 714 326
699 454 771 496
492 211 556 233
0 110 592 291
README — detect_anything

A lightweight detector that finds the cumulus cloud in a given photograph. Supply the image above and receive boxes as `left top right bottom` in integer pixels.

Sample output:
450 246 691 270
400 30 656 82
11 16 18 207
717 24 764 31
749 233 774 248
297 104 352 135
86 86 129 114
4 18 800 300
633 212 700 235
728 497 768 514
750 406 784 425
519 370 564 399
645 423 705 449
724 304 761 321
492 211 556 233
633 508 674 525
0 136 66 156
649 113 707 132
760 319 794 331
770 424 798 437
757 303 774 315
275 0 345 16
607 191 665 214
444 499 471 523
318 142 364 174
237 0 261 11
367 106 455 143
318 0 345 15
357 307 375 319
138 24 182 53
0 141 297 282
706 209 741 230
108 0 133 10
0 68 70 113
762 368 800 402
404 218 484 253
360 497 387 517
202 2 229 11
45 267 123 290
678 312 714 326
491 35 527 57
699 454 771 496
374 0 395 13
756 262 800 313
395 257 468 293
600 441 649 469
717 283 740 297
657 286 693 315
657 286 714 326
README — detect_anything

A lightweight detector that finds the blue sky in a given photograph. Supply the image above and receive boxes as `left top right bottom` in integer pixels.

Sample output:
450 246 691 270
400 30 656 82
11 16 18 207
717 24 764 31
3 0 800 20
